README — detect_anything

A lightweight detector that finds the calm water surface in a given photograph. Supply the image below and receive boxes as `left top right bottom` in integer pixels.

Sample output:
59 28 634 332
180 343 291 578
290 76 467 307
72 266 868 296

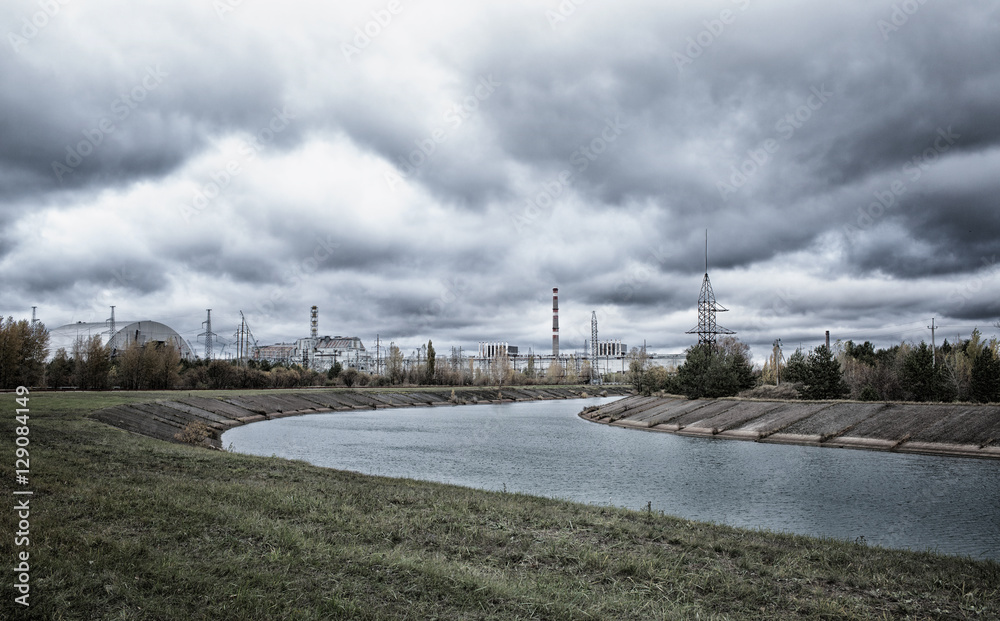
223 397 1000 561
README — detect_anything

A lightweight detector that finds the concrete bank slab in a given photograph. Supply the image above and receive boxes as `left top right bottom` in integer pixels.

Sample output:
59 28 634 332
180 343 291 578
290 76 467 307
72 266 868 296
582 396 1000 461
90 387 631 448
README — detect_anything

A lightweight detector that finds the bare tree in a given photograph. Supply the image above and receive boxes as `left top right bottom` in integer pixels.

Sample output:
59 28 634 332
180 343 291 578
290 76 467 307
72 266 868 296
492 351 512 398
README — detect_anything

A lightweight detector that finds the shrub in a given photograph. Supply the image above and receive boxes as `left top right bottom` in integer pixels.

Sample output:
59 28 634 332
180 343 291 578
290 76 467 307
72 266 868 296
737 384 800 400
174 421 213 447
859 385 880 401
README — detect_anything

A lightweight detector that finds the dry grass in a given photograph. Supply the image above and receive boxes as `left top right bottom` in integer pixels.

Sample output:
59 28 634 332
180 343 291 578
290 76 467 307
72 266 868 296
2 389 998 620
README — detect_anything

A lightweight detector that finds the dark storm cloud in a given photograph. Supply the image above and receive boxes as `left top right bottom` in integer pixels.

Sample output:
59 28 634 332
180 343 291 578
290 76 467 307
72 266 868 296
11 256 165 298
2 0 999 356
0 2 299 201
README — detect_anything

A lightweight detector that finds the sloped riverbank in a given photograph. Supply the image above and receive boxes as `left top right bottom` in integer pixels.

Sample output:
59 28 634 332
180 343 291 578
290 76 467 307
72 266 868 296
581 396 1000 460
89 386 631 448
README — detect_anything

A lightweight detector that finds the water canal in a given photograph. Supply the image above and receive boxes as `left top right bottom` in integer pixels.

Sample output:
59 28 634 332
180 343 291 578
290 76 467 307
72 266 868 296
223 397 1000 561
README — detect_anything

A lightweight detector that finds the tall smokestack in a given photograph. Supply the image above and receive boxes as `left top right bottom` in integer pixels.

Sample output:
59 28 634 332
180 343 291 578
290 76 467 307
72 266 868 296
552 287 559 357
825 330 830 350
311 306 319 340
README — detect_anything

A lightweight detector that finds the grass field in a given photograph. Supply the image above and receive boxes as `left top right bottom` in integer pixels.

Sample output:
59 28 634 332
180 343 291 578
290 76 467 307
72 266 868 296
2 389 998 620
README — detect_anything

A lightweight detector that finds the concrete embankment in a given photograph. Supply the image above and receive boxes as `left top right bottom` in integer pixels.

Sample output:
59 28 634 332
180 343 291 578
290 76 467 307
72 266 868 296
580 396 1000 460
89 386 630 448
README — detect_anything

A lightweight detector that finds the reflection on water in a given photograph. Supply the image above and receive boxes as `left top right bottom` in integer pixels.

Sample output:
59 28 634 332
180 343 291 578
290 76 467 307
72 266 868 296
224 397 1000 561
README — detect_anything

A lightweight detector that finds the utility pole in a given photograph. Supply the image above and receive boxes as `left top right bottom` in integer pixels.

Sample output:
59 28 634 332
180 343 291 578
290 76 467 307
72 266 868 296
772 339 783 386
928 317 937 368
233 313 252 366
234 317 242 365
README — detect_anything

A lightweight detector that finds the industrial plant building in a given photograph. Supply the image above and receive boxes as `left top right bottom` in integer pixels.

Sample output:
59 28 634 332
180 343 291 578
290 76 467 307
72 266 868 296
252 307 370 372
251 336 370 372
294 336 369 372
37 280 691 381
47 320 196 360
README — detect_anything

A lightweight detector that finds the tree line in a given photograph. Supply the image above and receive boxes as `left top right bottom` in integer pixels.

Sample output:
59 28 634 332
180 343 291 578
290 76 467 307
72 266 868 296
0 326 611 391
3 315 997 400
627 329 1000 403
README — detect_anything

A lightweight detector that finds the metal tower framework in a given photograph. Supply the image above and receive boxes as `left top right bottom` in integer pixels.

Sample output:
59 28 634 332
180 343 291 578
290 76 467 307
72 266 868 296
199 309 217 360
590 311 601 385
233 311 258 366
686 231 734 347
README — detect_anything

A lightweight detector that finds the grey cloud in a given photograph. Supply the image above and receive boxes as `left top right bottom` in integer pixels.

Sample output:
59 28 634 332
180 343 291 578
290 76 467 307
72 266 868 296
3 0 1000 358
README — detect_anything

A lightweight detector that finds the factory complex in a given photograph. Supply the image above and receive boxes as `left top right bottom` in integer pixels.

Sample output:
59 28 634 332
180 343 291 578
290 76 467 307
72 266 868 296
43 287 693 383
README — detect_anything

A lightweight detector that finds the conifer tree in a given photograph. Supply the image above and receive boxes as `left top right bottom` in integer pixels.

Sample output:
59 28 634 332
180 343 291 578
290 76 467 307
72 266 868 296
970 348 1000 403
783 349 809 384
902 342 944 401
801 345 848 400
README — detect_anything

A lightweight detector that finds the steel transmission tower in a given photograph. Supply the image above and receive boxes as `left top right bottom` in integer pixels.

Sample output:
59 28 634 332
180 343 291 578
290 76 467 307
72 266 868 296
200 309 217 360
233 311 258 366
590 311 601 385
686 231 734 347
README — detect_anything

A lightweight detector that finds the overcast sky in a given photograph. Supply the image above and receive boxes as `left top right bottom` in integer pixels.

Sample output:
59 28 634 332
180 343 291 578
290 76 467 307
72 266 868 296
2 0 999 362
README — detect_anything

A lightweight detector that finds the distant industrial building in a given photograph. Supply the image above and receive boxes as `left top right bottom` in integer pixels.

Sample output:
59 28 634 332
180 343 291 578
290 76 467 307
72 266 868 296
48 320 195 360
297 336 369 372
253 306 369 372
253 336 369 372
478 342 518 358
252 343 295 366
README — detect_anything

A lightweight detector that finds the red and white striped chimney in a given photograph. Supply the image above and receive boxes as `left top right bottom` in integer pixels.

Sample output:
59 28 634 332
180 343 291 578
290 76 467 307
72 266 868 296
552 287 559 357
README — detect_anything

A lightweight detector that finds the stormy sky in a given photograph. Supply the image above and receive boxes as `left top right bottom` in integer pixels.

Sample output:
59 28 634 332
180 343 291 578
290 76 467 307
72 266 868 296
2 0 999 362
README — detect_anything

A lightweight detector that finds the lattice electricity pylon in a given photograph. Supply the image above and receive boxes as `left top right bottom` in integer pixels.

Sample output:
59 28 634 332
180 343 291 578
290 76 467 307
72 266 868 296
590 311 601 385
686 272 735 346
199 309 216 360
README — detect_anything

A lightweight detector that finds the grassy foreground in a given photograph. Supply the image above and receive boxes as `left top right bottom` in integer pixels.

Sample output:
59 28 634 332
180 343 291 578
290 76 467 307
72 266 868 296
2 390 998 620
